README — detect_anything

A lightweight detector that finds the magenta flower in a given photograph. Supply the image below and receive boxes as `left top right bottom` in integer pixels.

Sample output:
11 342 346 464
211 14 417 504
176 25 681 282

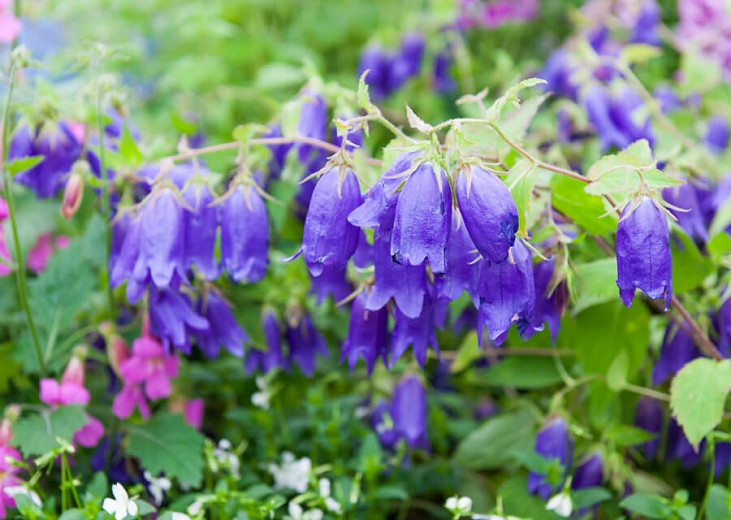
0 445 22 519
112 383 150 420
0 0 21 44
26 233 69 274
119 335 179 401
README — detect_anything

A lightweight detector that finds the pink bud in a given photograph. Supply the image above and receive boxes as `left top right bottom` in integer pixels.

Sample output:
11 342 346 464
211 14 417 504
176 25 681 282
0 418 12 445
107 335 130 377
61 173 84 220
62 354 86 387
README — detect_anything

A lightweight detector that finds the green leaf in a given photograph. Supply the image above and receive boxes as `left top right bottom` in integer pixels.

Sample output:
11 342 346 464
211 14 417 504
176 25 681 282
706 484 731 520
585 151 681 198
671 231 714 294
620 493 672 519
134 499 157 516
485 77 547 123
126 413 205 487
372 485 409 501
483 357 563 389
606 424 658 447
254 63 306 91
507 160 536 236
680 51 722 95
7 155 44 177
621 43 662 65
573 258 618 313
119 125 143 165
450 331 483 373
606 350 629 391
707 232 731 263
498 476 562 520
550 174 615 235
11 405 88 457
709 197 731 238
453 409 535 469
573 487 612 509
357 71 373 111
670 358 731 449
58 509 87 520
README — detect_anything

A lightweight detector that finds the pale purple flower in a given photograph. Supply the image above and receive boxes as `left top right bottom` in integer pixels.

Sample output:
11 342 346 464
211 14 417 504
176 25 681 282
220 184 269 283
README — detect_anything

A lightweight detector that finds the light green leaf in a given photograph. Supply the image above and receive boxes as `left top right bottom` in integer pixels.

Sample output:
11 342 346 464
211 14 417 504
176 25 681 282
7 155 44 177
507 160 536 236
126 413 205 487
670 358 731 449
550 174 616 235
453 410 535 469
671 231 714 294
119 125 143 165
620 493 672 519
450 331 483 373
573 258 618 312
706 484 731 520
483 357 563 389
485 77 547 123
573 487 612 509
709 197 731 238
680 52 723 95
606 350 629 391
357 71 373 112
606 424 658 447
498 477 562 520
254 62 306 91
621 44 662 65
11 405 88 457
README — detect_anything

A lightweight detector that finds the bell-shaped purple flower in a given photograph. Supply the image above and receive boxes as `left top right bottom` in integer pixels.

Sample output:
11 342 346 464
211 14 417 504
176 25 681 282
149 286 210 354
652 324 699 386
706 115 729 155
584 85 654 151
286 313 329 377
245 310 288 375
634 397 663 459
391 376 430 450
616 197 672 309
221 184 269 283
654 85 682 114
182 180 220 280
366 230 428 318
295 91 328 162
667 419 704 468
302 167 362 276
389 293 440 368
341 292 388 374
476 240 535 345
572 452 603 489
371 400 399 449
524 259 566 343
663 178 709 243
358 44 394 101
438 212 481 302
310 264 352 304
392 162 451 273
10 122 81 199
717 296 731 357
390 32 425 90
538 49 578 101
432 49 457 93
630 0 662 47
528 417 573 500
456 165 518 263
195 292 248 358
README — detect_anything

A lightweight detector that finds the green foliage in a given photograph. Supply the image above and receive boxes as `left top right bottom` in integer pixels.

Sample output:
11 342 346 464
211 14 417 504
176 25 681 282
11 405 88 457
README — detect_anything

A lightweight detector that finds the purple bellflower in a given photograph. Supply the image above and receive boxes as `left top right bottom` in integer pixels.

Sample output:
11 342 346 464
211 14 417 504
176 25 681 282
390 376 430 451
652 324 699 386
717 297 731 356
182 179 220 280
456 165 519 263
245 310 288 375
706 115 730 154
302 167 362 276
432 49 457 93
524 259 567 343
10 121 81 199
572 452 604 516
439 211 481 303
358 44 393 101
616 197 672 309
391 162 451 273
538 49 578 101
630 0 662 47
389 293 440 368
286 313 329 377
148 286 210 355
389 32 425 91
634 397 663 459
309 264 352 304
654 85 682 114
195 291 248 359
528 417 573 500
220 184 269 283
666 419 704 468
584 85 655 151
341 292 389 375
662 177 709 243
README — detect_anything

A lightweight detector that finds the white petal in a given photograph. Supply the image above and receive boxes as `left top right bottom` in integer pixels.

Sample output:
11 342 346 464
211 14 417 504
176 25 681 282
445 497 457 510
458 497 472 511
170 513 192 520
102 498 118 515
112 483 128 502
127 499 139 517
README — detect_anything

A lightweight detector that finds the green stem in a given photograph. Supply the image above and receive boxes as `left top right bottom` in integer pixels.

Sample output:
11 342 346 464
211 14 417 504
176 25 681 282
1 64 45 377
97 74 116 323
696 436 715 520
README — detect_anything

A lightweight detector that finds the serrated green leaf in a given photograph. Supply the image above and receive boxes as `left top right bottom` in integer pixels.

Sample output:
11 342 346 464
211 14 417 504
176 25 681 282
453 410 535 469
550 174 616 235
670 358 731 449
573 258 618 312
485 77 546 123
357 71 373 111
11 405 88 457
7 155 44 177
483 356 562 389
126 413 205 487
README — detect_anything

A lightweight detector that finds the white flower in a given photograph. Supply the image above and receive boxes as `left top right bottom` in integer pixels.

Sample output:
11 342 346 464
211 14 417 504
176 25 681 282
458 497 473 512
446 496 472 516
212 439 241 478
285 502 324 520
102 483 139 520
187 500 204 516
4 485 42 507
170 513 191 520
318 478 341 514
268 452 312 493
252 377 271 409
546 493 572 518
144 471 171 506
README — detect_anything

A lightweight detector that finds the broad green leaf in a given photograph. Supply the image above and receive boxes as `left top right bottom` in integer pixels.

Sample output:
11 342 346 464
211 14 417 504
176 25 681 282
606 350 629 391
670 358 731 449
483 357 563 389
573 258 618 312
620 493 672 519
507 160 536 236
707 232 731 263
573 487 612 509
550 174 615 235
453 409 535 469
119 125 143 165
671 231 714 293
126 413 205 487
498 477 562 520
706 484 731 520
606 424 658 447
11 405 87 457
357 71 373 112
7 155 44 177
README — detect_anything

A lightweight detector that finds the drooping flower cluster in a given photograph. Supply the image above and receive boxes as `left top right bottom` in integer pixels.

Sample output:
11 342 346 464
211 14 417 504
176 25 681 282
371 376 429 451
358 33 425 101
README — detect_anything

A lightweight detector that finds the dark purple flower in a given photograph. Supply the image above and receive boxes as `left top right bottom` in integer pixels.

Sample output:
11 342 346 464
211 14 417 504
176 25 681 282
10 122 81 198
652 324 699 386
538 49 578 101
706 115 729 154
662 177 709 243
524 259 565 343
433 49 457 93
391 376 430 450
439 211 481 302
392 162 451 273
630 0 662 47
220 184 269 283
456 165 518 263
309 264 352 304
528 417 573 500
245 310 288 375
371 400 399 449
476 240 535 345
91 436 132 484
715 443 731 477
182 180 220 280
358 44 394 101
195 292 248 358
389 294 440 368
572 453 603 489
616 197 672 309
149 286 210 354
286 313 329 377
584 85 654 151
667 419 704 468
341 292 389 374
717 297 731 357
302 167 362 276
634 397 663 459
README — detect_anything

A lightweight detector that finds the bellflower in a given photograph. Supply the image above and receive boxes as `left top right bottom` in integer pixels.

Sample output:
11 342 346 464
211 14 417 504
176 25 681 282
341 292 389 374
10 122 81 199
476 240 536 346
538 49 578 101
148 286 210 354
584 85 654 151
456 165 519 263
439 212 481 303
302 167 362 276
182 180 219 280
195 291 249 358
666 419 704 468
389 32 425 91
286 313 329 377
390 376 430 450
572 453 603 490
391 162 451 273
309 264 352 304
717 296 731 356
616 197 673 309
528 417 573 500
432 49 457 93
524 259 567 343
245 310 288 375
358 44 393 101
629 0 662 47
634 397 663 459
652 324 699 386
662 177 708 243
706 115 729 154
221 184 269 283
389 295 440 368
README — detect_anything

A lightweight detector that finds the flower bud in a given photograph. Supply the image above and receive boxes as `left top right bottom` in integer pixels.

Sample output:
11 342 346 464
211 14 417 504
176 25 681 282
61 349 87 387
11 45 31 69
0 418 12 445
61 172 85 220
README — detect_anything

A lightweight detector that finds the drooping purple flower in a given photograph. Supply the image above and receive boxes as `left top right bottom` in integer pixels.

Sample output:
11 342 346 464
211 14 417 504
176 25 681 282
438 211 481 303
662 177 709 243
295 91 328 162
286 313 329 377
220 184 269 283
616 197 672 309
195 292 248 358
391 162 451 273
245 310 288 375
476 240 535 345
148 286 210 354
717 296 731 356
667 419 704 468
634 397 663 460
456 165 518 264
302 167 362 276
366 230 428 318
358 44 394 101
654 85 682 114
264 125 292 181
390 32 425 90
371 400 399 449
538 49 578 101
715 443 731 477
584 85 654 151
389 293 440 368
706 115 730 154
182 180 220 280
528 417 573 500
341 292 389 374
572 452 604 516
309 264 352 304
524 259 566 343
10 122 81 199
391 376 430 451
630 0 662 47
432 49 457 93
652 324 699 386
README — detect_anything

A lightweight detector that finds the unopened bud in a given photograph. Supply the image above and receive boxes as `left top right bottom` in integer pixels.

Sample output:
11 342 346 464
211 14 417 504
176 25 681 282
10 45 31 69
0 418 12 445
107 334 130 377
61 353 86 387
61 172 84 220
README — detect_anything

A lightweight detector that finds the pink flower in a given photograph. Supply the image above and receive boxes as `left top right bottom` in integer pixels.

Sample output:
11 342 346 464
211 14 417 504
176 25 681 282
26 233 70 274
0 228 11 278
74 415 104 448
0 444 21 519
112 383 150 420
184 399 204 430
120 336 179 400
0 0 20 45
